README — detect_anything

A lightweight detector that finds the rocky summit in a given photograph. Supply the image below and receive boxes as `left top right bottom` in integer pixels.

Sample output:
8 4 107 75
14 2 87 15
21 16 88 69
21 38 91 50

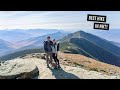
0 52 120 79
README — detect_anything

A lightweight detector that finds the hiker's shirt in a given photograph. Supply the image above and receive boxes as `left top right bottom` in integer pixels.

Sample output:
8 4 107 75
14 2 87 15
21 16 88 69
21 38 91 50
44 41 53 53
52 44 57 54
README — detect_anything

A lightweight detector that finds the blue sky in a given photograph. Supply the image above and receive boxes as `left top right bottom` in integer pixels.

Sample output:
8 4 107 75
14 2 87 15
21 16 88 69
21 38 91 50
0 11 120 31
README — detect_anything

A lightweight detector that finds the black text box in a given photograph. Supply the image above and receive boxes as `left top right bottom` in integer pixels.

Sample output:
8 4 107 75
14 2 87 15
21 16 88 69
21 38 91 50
87 14 106 22
94 23 109 30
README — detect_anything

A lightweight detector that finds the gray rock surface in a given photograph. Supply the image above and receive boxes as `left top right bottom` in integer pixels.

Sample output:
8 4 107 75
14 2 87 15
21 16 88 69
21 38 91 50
0 59 39 79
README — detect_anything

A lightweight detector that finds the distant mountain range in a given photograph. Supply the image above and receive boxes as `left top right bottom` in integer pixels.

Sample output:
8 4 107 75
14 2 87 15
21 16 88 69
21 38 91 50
110 41 120 48
0 39 15 56
87 29 120 43
0 29 120 67
0 30 69 56
15 31 69 50
0 30 32 42
59 31 120 67
0 29 62 42
0 48 44 61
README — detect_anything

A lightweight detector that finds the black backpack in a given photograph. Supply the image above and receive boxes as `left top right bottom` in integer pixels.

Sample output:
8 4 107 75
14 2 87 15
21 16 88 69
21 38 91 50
57 43 59 51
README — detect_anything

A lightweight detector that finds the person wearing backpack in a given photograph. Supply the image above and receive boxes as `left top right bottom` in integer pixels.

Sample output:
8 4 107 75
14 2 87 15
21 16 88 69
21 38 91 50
44 36 53 68
52 39 61 68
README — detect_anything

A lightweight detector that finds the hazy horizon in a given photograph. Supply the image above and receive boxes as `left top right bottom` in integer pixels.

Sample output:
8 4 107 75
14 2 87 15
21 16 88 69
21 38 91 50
0 11 120 31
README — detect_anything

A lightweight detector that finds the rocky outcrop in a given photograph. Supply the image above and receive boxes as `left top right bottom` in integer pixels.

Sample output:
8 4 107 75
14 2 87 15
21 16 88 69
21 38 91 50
19 53 46 60
0 53 120 79
0 59 39 79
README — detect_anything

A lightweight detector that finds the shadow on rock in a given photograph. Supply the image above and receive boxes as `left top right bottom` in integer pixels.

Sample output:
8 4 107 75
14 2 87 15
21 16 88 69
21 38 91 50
49 67 80 79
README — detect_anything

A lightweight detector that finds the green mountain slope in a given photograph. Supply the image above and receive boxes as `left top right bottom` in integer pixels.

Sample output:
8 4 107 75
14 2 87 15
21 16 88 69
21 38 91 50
59 31 120 67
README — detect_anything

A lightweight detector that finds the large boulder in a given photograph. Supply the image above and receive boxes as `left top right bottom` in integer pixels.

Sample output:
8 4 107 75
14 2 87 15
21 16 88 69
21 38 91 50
0 59 39 79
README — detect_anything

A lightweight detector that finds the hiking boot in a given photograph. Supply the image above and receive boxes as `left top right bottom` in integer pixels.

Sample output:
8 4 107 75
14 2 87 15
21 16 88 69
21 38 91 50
47 65 50 68
58 65 61 68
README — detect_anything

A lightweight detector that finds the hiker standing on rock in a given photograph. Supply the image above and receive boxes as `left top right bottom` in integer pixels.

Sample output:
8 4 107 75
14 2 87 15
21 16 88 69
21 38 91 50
44 36 53 68
52 39 61 68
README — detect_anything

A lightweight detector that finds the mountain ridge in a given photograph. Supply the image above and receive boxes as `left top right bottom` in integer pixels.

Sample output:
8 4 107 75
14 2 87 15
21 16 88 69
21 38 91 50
59 30 120 67
16 31 68 50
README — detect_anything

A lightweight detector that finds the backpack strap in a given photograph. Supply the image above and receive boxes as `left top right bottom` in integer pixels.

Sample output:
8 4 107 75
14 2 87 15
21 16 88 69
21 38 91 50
50 41 53 45
57 43 59 51
45 41 53 45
